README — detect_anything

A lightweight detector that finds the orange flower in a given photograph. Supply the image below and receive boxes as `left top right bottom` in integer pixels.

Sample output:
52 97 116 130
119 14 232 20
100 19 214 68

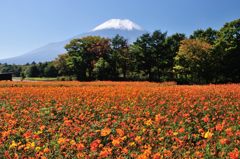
219 138 230 145
101 128 111 137
1 82 240 157
195 151 203 158
63 119 72 126
77 152 85 158
76 143 85 151
153 152 161 159
122 147 128 154
155 114 163 122
226 128 233 136
58 138 66 145
137 154 148 159
135 136 142 143
116 128 124 136
163 150 172 157
178 128 185 133
43 147 50 153
112 138 121 147
99 147 112 158
215 123 224 131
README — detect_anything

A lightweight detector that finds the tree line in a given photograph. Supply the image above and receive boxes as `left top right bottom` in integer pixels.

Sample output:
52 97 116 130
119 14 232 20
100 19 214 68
0 18 239 84
0 61 58 79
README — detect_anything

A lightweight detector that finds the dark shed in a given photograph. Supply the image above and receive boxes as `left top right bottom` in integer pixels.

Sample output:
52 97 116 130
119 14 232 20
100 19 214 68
0 73 12 81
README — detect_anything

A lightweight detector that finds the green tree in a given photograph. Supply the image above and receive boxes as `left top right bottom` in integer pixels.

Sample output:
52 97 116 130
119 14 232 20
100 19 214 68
25 64 40 77
54 53 73 76
93 57 111 80
190 28 218 44
65 36 111 81
44 63 58 77
151 30 167 81
132 31 167 81
110 35 130 80
165 33 186 80
131 33 153 80
37 62 48 77
213 19 240 82
0 64 22 77
174 39 213 84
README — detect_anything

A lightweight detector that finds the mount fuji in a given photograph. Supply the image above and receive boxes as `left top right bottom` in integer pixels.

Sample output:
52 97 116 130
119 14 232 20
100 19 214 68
0 19 146 64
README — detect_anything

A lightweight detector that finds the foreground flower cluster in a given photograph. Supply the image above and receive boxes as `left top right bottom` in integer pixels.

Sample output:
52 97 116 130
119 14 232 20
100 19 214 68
0 82 239 158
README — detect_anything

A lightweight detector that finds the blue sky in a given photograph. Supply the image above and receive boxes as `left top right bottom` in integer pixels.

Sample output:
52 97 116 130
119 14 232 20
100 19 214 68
0 0 239 59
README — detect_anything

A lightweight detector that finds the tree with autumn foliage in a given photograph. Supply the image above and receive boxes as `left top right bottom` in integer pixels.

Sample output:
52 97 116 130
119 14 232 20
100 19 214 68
51 18 240 84
65 36 111 80
174 39 213 84
164 33 186 80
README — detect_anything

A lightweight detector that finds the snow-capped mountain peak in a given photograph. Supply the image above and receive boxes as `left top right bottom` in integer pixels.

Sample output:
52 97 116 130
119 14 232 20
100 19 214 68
92 19 143 31
0 19 146 64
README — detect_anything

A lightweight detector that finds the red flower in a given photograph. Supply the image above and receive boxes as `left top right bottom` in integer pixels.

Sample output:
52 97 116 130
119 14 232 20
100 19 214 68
215 123 224 131
90 139 101 152
202 115 210 123
228 148 239 159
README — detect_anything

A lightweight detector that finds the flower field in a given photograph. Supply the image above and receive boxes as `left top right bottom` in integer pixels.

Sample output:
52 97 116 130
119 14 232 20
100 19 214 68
0 82 239 159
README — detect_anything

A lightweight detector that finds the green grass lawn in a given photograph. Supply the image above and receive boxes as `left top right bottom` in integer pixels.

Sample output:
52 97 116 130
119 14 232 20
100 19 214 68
13 77 58 81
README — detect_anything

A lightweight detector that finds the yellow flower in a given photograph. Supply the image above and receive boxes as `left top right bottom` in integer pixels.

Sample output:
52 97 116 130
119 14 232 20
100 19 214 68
145 119 152 126
135 136 142 143
9 141 17 149
101 128 111 137
31 142 35 148
70 140 76 145
95 130 101 133
121 136 127 141
173 132 178 136
35 146 41 152
35 130 42 135
25 142 35 150
129 142 136 147
204 131 213 139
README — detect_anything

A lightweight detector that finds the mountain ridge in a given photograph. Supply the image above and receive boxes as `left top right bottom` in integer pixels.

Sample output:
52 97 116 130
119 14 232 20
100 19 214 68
0 19 146 64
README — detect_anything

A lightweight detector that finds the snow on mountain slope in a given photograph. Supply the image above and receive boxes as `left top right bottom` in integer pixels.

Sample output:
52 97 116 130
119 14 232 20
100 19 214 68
92 19 143 31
